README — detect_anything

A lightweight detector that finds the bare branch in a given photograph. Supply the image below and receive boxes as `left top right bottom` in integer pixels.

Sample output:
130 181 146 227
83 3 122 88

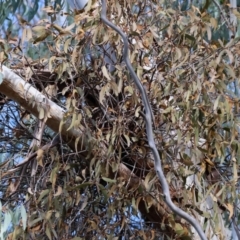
100 1 207 239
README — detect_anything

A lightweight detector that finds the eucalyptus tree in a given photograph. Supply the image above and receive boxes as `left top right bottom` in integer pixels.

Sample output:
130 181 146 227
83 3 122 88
0 0 240 239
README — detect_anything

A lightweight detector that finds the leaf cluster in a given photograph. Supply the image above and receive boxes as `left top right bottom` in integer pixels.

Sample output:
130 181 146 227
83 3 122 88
1 0 240 239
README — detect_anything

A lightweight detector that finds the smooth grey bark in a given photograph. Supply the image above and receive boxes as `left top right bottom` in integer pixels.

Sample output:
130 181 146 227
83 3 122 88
100 0 207 239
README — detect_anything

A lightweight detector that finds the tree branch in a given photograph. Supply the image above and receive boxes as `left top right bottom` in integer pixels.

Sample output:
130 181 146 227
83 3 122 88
100 1 206 239
0 65 81 150
0 65 188 238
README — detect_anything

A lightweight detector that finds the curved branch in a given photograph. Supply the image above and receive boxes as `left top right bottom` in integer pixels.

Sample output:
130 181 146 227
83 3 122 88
100 1 206 239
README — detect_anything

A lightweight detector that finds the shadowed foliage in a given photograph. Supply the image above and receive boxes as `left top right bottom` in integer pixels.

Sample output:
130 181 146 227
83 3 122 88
0 0 240 239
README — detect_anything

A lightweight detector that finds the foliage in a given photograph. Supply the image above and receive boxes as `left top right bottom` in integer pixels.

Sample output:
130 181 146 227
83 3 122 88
0 0 240 239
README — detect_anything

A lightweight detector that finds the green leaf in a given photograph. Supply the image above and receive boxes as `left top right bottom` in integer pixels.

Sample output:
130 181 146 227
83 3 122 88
2 211 12 233
46 225 52 240
20 204 27 230
102 177 116 183
174 223 184 236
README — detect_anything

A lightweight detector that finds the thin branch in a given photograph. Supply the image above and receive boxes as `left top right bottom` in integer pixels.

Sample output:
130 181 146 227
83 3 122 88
100 1 206 239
